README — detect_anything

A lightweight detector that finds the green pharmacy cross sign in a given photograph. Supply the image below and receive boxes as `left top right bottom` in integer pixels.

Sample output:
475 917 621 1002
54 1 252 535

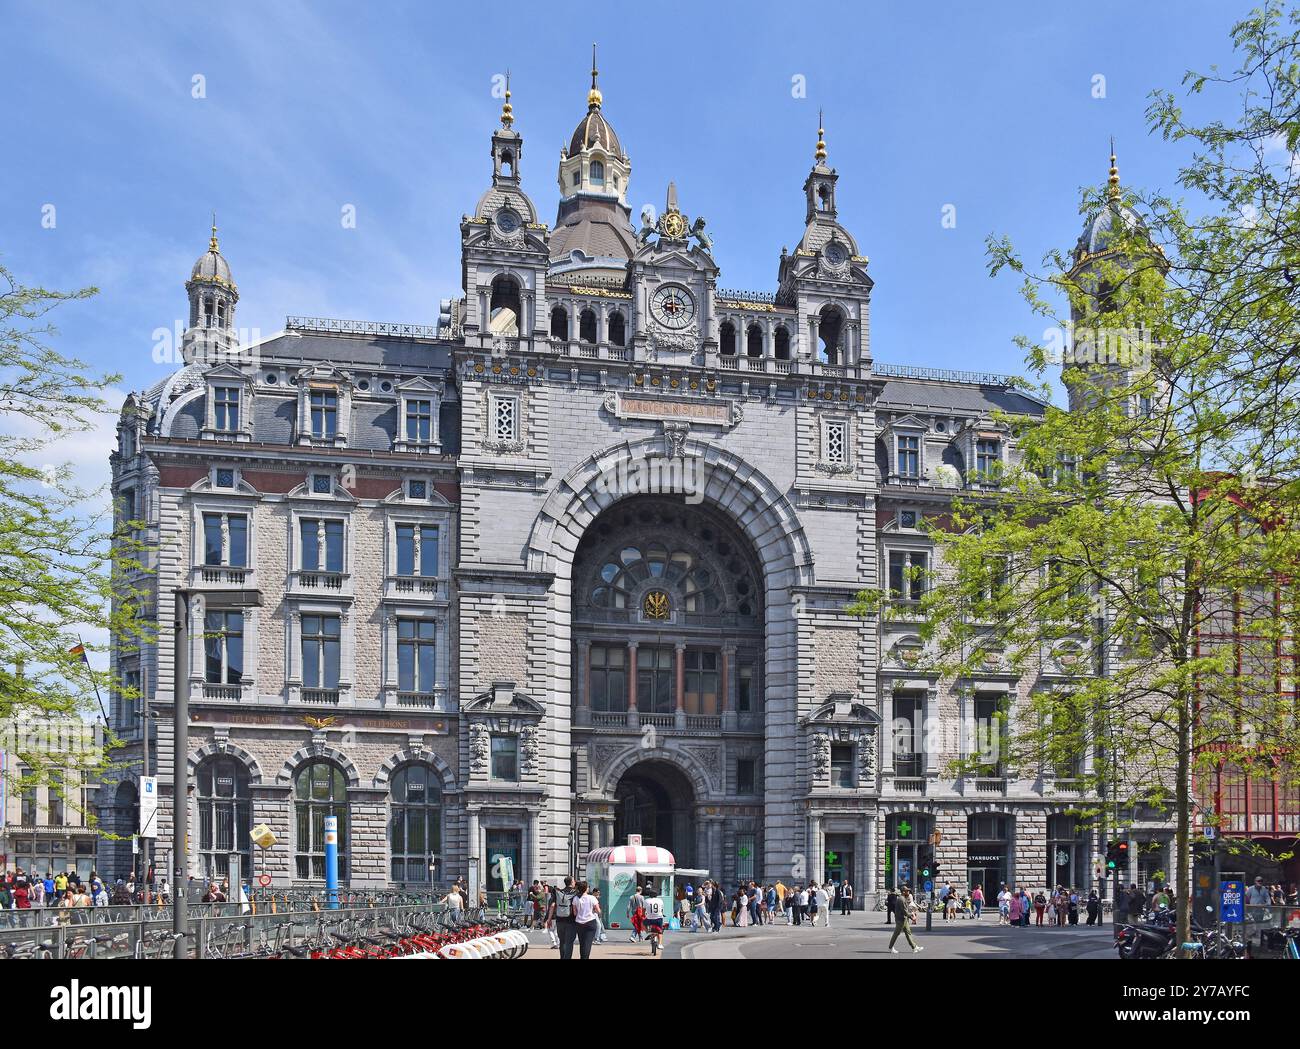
738 845 751 859
897 820 912 838
825 851 839 865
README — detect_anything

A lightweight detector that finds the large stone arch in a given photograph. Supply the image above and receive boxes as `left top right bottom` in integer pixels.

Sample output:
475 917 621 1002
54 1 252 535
188 740 264 784
275 745 361 787
373 748 458 793
525 434 815 872
588 744 715 801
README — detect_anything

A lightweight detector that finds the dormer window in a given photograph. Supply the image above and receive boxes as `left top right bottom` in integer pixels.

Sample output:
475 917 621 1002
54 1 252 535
213 386 240 432
405 400 433 444
896 435 920 479
394 378 444 453
975 439 1002 482
310 390 338 440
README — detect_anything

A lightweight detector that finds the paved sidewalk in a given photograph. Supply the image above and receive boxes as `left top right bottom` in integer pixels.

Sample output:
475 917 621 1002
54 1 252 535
520 930 664 960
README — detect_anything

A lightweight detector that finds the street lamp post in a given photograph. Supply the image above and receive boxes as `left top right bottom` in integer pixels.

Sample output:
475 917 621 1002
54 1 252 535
172 590 190 959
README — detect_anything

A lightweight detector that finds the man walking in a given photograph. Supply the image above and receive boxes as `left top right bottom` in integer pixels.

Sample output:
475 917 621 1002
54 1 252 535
888 886 923 954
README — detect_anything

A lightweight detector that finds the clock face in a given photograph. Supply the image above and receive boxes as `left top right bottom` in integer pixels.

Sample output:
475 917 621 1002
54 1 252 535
650 285 696 329
495 208 521 233
824 241 848 265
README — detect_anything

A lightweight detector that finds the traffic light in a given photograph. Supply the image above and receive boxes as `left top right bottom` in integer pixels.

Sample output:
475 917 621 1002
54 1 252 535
932 860 942 880
920 850 935 879
1105 841 1130 870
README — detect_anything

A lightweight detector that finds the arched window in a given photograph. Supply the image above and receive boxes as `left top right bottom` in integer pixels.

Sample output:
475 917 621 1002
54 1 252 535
774 326 791 360
746 324 764 358
203 296 215 328
589 159 605 185
608 311 626 347
590 543 736 614
216 299 226 328
818 184 832 211
885 813 933 891
197 756 251 882
498 149 514 177
550 305 569 340
579 308 597 345
818 305 844 364
719 321 737 356
389 763 442 884
488 275 521 336
294 761 349 882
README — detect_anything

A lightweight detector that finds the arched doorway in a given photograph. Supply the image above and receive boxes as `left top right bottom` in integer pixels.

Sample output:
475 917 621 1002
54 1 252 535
614 760 696 866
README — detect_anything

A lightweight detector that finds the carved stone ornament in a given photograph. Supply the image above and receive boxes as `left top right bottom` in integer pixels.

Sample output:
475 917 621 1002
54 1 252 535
663 422 691 458
815 460 854 476
859 729 877 783
650 326 699 354
469 723 490 778
519 725 540 776
813 733 831 777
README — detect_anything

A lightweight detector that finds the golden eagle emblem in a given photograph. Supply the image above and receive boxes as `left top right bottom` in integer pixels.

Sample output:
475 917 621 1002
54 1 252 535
303 715 338 731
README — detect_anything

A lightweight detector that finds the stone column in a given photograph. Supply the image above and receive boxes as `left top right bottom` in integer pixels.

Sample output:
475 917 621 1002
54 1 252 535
674 642 686 727
627 641 639 729
863 814 878 897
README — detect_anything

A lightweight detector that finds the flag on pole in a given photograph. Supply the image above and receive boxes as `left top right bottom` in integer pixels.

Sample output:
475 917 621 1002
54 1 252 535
68 643 87 661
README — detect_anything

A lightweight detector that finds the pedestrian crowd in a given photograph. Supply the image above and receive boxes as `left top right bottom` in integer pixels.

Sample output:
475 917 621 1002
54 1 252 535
0 865 170 915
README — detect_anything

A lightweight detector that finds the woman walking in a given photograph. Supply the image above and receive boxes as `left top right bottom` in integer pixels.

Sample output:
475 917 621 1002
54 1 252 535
572 881 601 960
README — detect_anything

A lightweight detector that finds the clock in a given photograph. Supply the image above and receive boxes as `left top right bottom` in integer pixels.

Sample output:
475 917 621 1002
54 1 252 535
495 208 521 233
824 241 848 265
650 285 696 329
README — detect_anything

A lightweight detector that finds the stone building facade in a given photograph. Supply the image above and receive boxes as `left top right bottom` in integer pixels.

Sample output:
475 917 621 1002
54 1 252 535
102 67 1163 901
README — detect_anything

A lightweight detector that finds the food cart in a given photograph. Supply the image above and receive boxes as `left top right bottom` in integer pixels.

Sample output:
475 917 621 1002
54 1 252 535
585 838 677 930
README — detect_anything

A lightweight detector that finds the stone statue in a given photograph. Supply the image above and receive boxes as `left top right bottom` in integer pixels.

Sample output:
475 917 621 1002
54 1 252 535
689 217 713 253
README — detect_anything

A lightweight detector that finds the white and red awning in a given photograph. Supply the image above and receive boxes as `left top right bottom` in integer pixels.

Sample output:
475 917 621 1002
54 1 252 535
585 844 676 868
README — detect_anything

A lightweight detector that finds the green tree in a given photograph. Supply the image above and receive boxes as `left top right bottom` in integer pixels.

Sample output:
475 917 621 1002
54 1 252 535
0 259 146 830
852 4 1300 951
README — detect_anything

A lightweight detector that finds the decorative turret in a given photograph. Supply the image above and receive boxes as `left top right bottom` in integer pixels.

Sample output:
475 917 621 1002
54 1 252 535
551 44 635 278
182 216 239 364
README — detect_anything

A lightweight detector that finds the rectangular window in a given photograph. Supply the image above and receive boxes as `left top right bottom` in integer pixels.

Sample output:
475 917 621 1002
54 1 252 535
203 512 248 567
309 390 338 439
683 650 719 715
300 519 344 573
737 657 757 712
736 758 756 794
973 694 1008 774
736 832 756 881
893 693 923 778
888 550 928 601
589 645 627 712
48 771 64 826
213 387 240 432
118 487 137 527
491 735 519 782
635 646 675 714
397 619 436 693
975 439 1001 480
406 399 433 443
119 667 141 733
830 744 855 788
896 435 920 479
395 524 438 577
825 419 848 465
301 614 341 689
493 395 518 443
204 611 244 684
19 768 37 826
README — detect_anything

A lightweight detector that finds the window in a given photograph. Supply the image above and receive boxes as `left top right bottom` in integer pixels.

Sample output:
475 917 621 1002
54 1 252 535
589 159 605 184
214 468 236 489
197 757 251 882
311 473 333 495
48 771 64 826
203 512 248 567
737 657 757 712
896 435 920 479
309 390 338 439
831 744 855 788
407 480 427 500
975 439 1001 481
590 545 733 615
635 646 675 714
736 759 756 794
825 419 848 465
203 611 244 684
119 427 136 459
579 309 597 345
397 619 436 693
19 768 37 825
893 693 924 777
491 735 519 781
300 519 344 573
301 614 341 689
118 486 137 527
746 325 763 357
736 832 756 881
589 645 627 712
405 399 433 443
973 694 1008 774
550 306 568 339
395 524 437 577
213 387 240 431
294 761 348 881
608 312 626 346
1047 814 1084 888
885 813 933 891
390 764 441 883
888 550 928 601
492 394 518 443
683 650 719 715
119 666 141 734
719 322 737 356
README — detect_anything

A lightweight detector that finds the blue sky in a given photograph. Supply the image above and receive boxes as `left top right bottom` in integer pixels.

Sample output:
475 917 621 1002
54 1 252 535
1 0 1254 453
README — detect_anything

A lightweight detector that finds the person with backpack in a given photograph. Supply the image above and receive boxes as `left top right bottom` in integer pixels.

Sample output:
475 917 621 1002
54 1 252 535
1033 890 1047 926
547 875 579 959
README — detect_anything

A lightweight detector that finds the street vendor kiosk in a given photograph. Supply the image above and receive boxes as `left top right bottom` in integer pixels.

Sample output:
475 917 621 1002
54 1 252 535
585 838 677 930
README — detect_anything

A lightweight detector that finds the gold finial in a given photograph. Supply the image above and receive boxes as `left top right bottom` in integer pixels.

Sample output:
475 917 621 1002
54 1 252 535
588 42 602 109
1107 137 1120 201
815 109 827 163
209 212 219 252
501 69 513 128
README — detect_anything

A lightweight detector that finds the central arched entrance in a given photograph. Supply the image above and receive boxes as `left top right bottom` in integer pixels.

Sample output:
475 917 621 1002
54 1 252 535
614 760 696 866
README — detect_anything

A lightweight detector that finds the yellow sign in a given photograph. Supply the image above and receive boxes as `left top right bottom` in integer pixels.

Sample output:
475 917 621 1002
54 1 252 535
250 824 277 850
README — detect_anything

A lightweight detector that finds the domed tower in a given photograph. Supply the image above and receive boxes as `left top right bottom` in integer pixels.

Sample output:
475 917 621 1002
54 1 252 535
182 218 239 364
550 46 636 281
1065 145 1163 412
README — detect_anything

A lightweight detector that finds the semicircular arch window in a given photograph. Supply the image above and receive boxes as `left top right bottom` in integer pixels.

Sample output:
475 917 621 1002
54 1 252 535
590 545 725 613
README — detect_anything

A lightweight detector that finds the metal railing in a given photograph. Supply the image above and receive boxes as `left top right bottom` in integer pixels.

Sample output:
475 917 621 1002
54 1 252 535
285 316 444 340
875 361 1021 387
